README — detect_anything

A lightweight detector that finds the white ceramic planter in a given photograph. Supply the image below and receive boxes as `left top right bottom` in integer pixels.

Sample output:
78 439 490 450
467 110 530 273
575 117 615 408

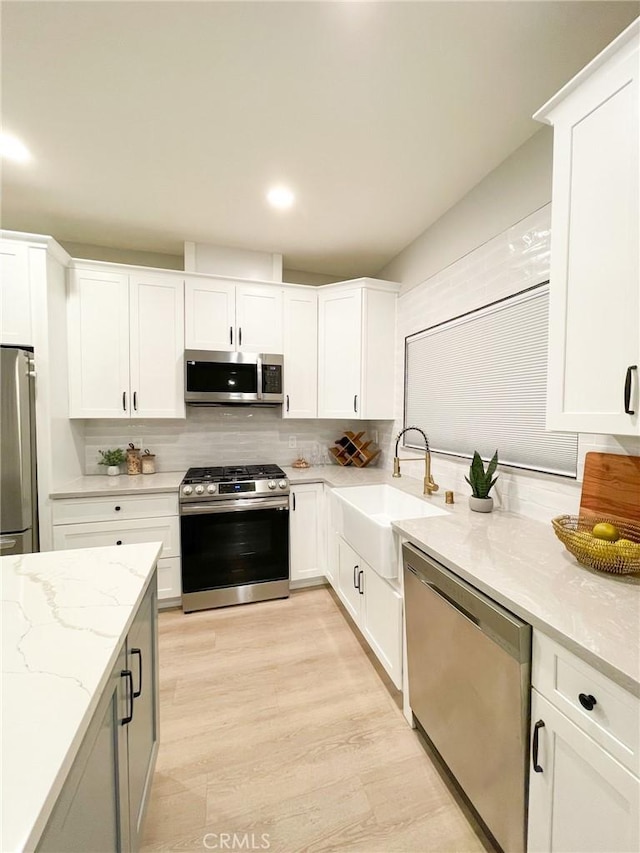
107 465 120 477
469 496 493 513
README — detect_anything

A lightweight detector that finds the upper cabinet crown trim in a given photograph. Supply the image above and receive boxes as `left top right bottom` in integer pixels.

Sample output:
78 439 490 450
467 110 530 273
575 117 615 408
534 17 639 122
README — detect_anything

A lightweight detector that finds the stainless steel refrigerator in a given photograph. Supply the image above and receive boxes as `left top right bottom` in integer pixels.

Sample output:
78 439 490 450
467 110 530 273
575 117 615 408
1 347 38 555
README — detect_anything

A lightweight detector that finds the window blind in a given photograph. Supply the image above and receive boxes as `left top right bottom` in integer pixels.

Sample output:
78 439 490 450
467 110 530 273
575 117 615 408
404 283 578 477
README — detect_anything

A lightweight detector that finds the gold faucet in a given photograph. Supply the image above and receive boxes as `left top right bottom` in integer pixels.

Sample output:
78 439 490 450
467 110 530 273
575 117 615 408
392 426 439 496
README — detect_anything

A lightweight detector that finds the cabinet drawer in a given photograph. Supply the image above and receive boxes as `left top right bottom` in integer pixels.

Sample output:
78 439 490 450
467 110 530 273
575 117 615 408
157 557 181 603
532 631 640 775
53 517 180 560
52 493 178 524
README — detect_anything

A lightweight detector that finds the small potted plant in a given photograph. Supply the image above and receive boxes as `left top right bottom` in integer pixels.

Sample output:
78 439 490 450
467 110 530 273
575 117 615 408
465 450 499 512
98 448 126 476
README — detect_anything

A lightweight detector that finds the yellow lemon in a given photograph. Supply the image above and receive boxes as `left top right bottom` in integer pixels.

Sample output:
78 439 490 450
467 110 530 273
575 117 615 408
592 522 620 542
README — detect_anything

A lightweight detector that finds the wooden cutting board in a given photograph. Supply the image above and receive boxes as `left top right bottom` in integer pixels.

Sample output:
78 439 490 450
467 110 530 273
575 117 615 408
580 452 640 524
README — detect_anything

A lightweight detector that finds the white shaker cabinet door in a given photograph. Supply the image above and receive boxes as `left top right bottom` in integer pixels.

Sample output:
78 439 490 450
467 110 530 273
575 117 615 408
361 566 402 689
129 273 185 418
0 240 32 346
528 690 640 853
289 484 322 581
184 277 235 351
337 537 363 623
283 288 318 418
540 26 639 435
318 288 362 418
67 268 130 418
235 283 283 353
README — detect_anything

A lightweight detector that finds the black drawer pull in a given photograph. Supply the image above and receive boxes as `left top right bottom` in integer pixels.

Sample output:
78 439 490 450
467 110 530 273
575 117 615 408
116 540 122 545
579 693 597 711
121 669 134 725
624 365 637 415
131 648 142 698
114 506 121 512
532 719 545 772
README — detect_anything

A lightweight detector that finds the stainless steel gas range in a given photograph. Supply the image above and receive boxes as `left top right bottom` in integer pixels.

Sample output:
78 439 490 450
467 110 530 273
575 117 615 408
179 465 290 613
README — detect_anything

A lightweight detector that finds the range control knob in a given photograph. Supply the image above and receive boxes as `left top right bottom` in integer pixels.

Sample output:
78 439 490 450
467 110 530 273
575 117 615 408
207 484 217 495
267 480 277 490
278 480 288 490
182 485 193 496
195 484 205 495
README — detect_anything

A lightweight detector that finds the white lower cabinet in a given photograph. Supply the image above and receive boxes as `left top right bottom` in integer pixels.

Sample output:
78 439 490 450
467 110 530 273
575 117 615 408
528 631 640 852
289 483 324 583
335 536 402 688
37 576 159 852
52 493 182 604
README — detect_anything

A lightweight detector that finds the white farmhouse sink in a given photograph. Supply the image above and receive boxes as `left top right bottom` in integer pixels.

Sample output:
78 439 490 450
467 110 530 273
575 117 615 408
331 484 448 579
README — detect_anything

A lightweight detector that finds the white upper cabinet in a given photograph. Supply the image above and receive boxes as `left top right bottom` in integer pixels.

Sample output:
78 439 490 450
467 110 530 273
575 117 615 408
318 279 399 420
184 278 235 351
1 239 32 346
184 277 283 353
68 268 130 418
68 265 185 419
535 21 639 435
129 273 185 418
282 287 318 418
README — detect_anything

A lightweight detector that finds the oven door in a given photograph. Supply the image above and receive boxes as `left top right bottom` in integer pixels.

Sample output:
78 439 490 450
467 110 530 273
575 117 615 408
180 496 290 612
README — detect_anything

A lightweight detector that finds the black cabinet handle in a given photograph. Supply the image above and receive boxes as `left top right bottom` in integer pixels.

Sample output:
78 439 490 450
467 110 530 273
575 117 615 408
122 391 127 411
121 669 134 725
358 569 364 594
354 394 358 413
532 720 544 773
133 391 138 411
230 326 233 346
239 327 242 347
353 565 359 588
579 693 597 711
114 506 121 512
532 719 545 772
292 493 296 511
624 365 637 415
116 540 122 545
286 394 290 413
131 648 142 698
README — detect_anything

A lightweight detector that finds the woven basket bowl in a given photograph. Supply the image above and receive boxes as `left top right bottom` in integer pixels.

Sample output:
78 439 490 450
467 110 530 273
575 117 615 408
552 515 640 575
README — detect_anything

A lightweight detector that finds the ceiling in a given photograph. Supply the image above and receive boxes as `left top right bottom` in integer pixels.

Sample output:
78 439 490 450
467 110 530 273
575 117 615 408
1 1 638 278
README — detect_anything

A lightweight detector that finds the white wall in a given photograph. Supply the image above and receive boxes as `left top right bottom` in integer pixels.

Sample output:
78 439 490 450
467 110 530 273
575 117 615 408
378 129 554 292
59 241 183 270
376 133 640 522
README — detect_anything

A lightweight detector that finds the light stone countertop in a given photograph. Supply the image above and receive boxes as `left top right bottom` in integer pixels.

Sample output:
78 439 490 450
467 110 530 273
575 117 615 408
50 471 185 498
48 465 640 694
1 542 162 853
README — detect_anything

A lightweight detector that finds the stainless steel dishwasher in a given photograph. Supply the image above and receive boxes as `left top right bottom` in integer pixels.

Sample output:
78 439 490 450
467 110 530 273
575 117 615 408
403 542 531 853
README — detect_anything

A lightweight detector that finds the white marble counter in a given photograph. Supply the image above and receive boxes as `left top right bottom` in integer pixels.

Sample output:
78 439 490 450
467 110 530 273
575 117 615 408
1 542 162 853
50 471 185 499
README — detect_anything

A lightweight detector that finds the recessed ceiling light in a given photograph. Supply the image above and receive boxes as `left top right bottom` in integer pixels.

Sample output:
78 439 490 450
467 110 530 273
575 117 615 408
267 186 294 210
0 133 31 163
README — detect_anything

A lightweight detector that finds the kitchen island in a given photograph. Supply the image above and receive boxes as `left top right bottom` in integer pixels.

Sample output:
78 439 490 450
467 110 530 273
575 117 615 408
1 542 161 852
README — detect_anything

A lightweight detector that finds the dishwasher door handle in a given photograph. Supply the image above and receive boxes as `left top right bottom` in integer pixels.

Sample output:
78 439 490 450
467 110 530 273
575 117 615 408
406 563 480 629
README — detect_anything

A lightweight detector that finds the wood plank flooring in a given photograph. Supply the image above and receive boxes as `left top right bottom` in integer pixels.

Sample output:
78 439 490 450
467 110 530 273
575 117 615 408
141 587 497 853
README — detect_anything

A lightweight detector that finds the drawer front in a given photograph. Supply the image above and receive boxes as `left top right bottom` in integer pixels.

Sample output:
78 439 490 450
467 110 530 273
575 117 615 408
53 517 180 560
157 557 181 602
51 493 179 525
532 631 640 775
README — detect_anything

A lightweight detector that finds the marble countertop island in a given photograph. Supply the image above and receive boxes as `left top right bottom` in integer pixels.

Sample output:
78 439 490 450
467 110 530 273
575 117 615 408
1 542 162 853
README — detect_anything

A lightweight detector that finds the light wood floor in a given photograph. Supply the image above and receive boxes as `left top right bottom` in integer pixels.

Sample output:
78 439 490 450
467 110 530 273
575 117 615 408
141 587 496 853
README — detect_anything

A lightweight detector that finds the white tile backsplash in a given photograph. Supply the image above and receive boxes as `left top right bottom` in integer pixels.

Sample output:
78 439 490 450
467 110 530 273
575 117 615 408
386 203 640 521
83 408 386 475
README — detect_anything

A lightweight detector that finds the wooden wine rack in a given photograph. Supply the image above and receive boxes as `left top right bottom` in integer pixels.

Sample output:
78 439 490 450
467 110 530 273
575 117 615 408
329 431 381 468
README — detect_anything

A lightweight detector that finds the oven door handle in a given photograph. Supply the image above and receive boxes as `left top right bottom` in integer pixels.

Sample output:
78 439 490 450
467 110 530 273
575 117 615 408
180 497 289 515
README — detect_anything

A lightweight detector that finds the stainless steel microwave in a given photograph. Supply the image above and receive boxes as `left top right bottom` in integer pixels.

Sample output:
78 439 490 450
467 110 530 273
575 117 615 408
184 350 284 405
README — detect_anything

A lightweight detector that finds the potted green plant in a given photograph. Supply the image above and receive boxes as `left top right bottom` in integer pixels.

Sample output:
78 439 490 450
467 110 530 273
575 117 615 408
465 450 499 512
98 448 126 476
